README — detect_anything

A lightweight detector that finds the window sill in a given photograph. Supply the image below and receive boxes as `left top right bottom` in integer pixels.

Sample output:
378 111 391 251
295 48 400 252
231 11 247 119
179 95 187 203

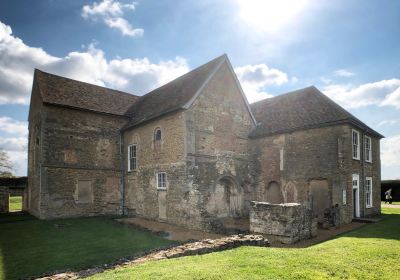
352 157 360 161
365 160 372 164
366 205 373 209
157 188 167 191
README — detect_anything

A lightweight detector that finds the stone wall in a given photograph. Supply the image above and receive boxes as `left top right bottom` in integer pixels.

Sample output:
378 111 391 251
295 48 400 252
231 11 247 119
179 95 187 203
185 60 256 231
31 104 128 218
27 81 43 217
0 177 28 213
0 186 8 213
123 111 195 228
250 201 317 244
250 124 381 226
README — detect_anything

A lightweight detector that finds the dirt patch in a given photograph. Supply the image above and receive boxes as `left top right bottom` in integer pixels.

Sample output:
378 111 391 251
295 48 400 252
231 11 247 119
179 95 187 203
116 217 225 242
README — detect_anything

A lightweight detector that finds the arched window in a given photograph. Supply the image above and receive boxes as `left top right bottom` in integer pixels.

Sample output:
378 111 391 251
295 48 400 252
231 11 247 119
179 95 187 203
154 128 162 141
154 128 162 150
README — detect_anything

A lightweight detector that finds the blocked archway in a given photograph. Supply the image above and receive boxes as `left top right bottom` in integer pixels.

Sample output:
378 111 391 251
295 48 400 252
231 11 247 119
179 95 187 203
207 176 244 218
264 181 283 204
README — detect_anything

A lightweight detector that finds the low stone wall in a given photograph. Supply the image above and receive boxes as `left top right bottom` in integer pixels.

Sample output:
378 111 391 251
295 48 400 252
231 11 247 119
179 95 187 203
35 234 269 280
250 201 317 244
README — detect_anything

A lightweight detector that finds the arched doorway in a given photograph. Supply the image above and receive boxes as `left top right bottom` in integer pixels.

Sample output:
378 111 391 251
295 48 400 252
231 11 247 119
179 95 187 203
207 176 244 218
264 181 283 204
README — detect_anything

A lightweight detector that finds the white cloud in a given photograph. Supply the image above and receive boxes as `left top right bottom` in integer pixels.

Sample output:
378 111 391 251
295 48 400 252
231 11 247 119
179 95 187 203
0 137 27 176
0 117 28 136
235 63 288 103
381 135 400 167
0 116 28 175
377 119 400 127
82 0 143 37
0 21 189 105
334 69 355 77
322 79 400 109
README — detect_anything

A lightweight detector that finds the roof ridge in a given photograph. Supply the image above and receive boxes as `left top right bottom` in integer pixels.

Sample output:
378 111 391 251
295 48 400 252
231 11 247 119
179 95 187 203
34 68 139 98
137 54 227 101
250 86 316 107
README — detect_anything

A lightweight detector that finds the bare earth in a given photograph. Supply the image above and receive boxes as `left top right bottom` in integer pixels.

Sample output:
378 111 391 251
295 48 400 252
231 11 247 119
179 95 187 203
116 217 369 248
116 217 225 242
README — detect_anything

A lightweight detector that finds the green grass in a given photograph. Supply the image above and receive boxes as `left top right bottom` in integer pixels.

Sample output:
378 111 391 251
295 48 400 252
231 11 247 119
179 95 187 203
381 201 400 205
0 214 175 280
8 196 22 212
88 208 400 280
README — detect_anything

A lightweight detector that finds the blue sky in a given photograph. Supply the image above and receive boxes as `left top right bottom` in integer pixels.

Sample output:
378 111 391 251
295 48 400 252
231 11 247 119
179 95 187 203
0 0 399 178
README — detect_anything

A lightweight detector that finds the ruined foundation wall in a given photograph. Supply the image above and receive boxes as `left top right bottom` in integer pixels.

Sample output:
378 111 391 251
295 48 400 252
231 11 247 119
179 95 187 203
250 201 317 244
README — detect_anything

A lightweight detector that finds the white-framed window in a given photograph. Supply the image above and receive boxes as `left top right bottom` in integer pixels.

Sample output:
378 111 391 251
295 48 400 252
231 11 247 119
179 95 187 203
365 177 373 208
128 144 137 171
157 172 167 190
352 174 359 189
365 136 372 163
352 129 360 160
342 189 347 205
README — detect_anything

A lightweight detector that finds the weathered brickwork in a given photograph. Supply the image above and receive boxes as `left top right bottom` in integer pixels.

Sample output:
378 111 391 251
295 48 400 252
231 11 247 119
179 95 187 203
250 124 381 225
29 103 128 218
27 56 382 236
123 111 197 228
184 61 256 231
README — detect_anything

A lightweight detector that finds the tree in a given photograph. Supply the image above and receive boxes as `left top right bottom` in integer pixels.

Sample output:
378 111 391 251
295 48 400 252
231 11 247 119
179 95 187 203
0 148 13 176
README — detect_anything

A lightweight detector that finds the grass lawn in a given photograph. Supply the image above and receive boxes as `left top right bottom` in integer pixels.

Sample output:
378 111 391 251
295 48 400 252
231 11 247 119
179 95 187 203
88 207 400 280
381 201 400 205
8 196 22 212
0 214 175 280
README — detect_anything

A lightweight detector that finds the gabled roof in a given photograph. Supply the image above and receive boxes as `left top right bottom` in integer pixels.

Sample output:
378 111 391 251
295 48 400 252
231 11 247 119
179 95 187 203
34 69 139 116
123 54 256 129
249 86 384 138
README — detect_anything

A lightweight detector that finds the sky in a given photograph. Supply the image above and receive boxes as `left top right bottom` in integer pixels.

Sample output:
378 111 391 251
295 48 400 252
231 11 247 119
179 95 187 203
0 0 399 179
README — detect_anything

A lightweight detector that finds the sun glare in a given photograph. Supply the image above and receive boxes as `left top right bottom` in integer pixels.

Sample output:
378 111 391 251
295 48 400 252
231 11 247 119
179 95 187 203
236 0 309 33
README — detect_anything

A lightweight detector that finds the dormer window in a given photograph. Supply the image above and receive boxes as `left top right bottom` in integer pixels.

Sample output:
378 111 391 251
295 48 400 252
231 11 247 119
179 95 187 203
154 128 162 150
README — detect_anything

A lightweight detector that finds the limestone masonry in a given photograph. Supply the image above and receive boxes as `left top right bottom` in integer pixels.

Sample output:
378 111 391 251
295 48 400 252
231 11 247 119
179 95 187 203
27 54 383 236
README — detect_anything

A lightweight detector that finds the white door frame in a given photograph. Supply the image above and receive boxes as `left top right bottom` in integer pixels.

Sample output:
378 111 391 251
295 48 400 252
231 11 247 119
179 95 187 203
352 174 360 218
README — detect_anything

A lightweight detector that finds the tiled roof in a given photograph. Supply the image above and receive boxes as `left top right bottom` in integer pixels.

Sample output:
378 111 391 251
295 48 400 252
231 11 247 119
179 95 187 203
34 70 139 116
249 86 384 138
123 54 227 129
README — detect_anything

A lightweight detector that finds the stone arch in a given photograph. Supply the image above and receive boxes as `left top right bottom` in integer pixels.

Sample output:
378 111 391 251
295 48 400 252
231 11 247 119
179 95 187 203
206 176 244 218
153 127 162 150
264 181 283 204
283 181 298 203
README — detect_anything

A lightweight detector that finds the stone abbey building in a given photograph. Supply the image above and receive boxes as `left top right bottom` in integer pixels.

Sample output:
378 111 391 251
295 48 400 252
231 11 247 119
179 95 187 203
27 55 383 232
